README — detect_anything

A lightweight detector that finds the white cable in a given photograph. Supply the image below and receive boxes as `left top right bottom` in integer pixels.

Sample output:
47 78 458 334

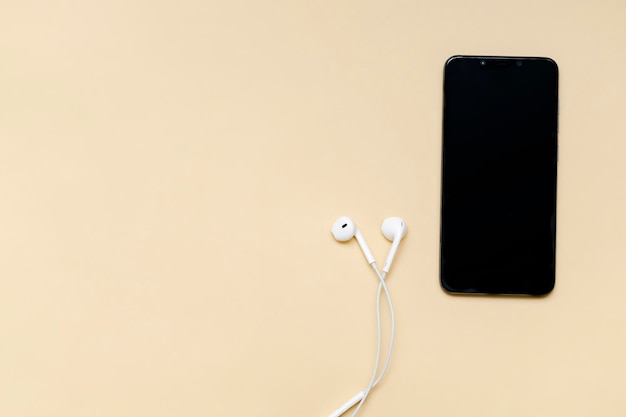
349 265 395 417
373 271 393 388
349 265 382 417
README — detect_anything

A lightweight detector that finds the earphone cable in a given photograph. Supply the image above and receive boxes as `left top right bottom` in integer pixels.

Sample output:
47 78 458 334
372 271 393 388
349 265 395 417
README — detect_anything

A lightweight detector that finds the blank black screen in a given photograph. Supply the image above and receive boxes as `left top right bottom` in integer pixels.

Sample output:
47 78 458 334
441 56 558 295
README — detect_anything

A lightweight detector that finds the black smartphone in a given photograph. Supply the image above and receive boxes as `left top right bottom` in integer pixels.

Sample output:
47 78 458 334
440 56 558 295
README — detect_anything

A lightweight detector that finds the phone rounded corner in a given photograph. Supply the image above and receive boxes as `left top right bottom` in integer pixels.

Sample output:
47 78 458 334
545 57 558 69
539 57 559 75
445 55 463 67
534 281 556 297
439 276 458 295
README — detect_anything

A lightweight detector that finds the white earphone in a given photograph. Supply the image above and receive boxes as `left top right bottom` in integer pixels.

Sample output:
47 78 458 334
331 216 376 265
327 216 407 417
381 217 407 274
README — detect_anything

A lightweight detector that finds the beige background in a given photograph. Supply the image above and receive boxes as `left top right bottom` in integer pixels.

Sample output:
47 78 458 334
1 0 625 416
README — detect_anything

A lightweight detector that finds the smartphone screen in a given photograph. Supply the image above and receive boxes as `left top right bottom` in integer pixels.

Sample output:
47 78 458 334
440 56 558 295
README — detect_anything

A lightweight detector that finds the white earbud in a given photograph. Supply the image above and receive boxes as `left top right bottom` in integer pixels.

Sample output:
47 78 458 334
381 217 407 274
331 216 376 265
